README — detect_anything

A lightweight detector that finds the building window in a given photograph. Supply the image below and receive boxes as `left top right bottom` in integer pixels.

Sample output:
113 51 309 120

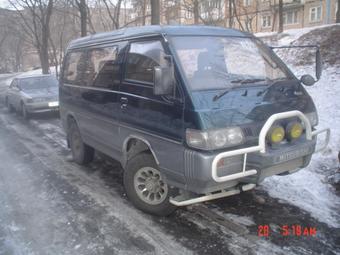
283 10 298 25
243 0 251 6
208 0 219 8
310 6 322 22
261 15 271 28
185 10 193 19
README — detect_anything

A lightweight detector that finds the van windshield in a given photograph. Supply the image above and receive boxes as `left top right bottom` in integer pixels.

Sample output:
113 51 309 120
170 36 291 91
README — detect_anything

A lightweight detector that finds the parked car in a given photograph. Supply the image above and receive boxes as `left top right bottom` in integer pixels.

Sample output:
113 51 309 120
0 74 17 104
60 26 330 216
5 74 59 119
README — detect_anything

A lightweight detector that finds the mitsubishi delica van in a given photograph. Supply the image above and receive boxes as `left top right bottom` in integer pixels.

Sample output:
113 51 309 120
60 26 330 216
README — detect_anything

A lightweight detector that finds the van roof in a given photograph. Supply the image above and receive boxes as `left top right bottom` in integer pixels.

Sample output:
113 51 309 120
68 25 252 49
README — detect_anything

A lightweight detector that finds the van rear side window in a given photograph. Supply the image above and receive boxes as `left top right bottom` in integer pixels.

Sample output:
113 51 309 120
63 51 87 85
87 46 119 89
63 46 119 89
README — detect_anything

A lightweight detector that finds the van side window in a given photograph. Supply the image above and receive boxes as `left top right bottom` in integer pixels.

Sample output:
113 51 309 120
63 51 87 85
125 41 165 84
87 46 119 89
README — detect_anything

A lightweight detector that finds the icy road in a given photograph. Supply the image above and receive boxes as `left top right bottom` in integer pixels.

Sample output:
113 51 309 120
0 107 339 255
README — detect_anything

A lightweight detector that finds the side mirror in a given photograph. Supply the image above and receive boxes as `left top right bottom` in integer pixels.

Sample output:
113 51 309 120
300 74 316 86
315 49 322 80
154 66 175 96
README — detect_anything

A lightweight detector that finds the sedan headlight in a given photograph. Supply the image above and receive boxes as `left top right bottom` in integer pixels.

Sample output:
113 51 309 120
32 97 47 103
186 127 244 150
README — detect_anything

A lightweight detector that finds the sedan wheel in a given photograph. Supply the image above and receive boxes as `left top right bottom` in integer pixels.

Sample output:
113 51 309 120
21 104 29 120
6 98 14 113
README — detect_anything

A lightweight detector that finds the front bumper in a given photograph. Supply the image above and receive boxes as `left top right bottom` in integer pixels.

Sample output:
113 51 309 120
26 101 59 113
183 110 330 194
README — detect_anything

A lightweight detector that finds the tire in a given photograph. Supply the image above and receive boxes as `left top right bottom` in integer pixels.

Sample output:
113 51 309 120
21 103 30 120
68 119 94 165
124 152 176 216
6 98 14 113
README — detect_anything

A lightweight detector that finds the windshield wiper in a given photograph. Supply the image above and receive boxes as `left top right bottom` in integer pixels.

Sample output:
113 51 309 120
256 78 288 96
213 89 230 101
231 78 266 84
213 78 266 102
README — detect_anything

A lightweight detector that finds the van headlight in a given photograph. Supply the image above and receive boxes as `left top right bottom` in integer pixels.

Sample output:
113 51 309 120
186 127 244 150
305 112 318 127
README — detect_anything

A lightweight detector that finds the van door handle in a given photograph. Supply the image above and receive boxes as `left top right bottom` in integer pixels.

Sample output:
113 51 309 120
120 97 128 108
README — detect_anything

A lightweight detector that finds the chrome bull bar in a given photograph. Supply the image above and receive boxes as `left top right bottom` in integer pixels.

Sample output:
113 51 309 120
212 110 330 183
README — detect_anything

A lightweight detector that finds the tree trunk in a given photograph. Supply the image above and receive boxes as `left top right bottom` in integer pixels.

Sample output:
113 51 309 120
39 46 50 74
336 0 340 23
229 0 233 27
151 0 160 25
278 0 283 33
40 0 53 74
142 0 146 25
193 0 199 24
79 0 87 36
114 0 123 29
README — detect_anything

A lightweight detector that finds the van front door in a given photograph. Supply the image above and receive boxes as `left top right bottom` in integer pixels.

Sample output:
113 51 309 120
119 39 184 144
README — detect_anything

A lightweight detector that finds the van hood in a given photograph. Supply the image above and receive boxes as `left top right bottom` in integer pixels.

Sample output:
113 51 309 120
189 81 316 130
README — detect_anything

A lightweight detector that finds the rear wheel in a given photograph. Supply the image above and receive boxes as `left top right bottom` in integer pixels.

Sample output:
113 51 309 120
69 119 94 165
124 152 176 216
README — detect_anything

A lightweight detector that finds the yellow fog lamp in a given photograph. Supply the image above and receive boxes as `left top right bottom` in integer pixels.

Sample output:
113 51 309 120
286 122 303 141
267 125 285 144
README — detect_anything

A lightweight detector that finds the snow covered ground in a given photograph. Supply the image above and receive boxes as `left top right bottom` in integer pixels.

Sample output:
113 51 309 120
257 25 340 228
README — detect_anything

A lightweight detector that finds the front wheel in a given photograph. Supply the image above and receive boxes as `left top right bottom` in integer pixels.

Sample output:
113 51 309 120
124 153 176 216
6 98 14 113
21 103 30 120
69 120 94 165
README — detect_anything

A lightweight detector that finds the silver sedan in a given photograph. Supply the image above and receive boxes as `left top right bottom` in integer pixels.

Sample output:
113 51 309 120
5 74 59 119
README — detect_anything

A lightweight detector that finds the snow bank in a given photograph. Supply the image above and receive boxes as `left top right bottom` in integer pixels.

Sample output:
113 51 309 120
255 24 339 45
258 25 340 228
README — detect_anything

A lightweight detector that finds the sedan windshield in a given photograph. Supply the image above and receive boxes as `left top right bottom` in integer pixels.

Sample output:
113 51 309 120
19 76 58 90
170 36 290 91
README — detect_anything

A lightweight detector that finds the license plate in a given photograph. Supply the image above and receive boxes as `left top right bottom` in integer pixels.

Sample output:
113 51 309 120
275 146 313 164
48 101 59 107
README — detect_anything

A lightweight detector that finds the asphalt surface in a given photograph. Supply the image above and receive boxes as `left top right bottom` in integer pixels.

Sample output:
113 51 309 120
0 106 339 255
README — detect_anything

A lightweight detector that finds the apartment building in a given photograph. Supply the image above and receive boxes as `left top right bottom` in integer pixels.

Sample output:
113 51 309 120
128 0 338 33
256 0 339 32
